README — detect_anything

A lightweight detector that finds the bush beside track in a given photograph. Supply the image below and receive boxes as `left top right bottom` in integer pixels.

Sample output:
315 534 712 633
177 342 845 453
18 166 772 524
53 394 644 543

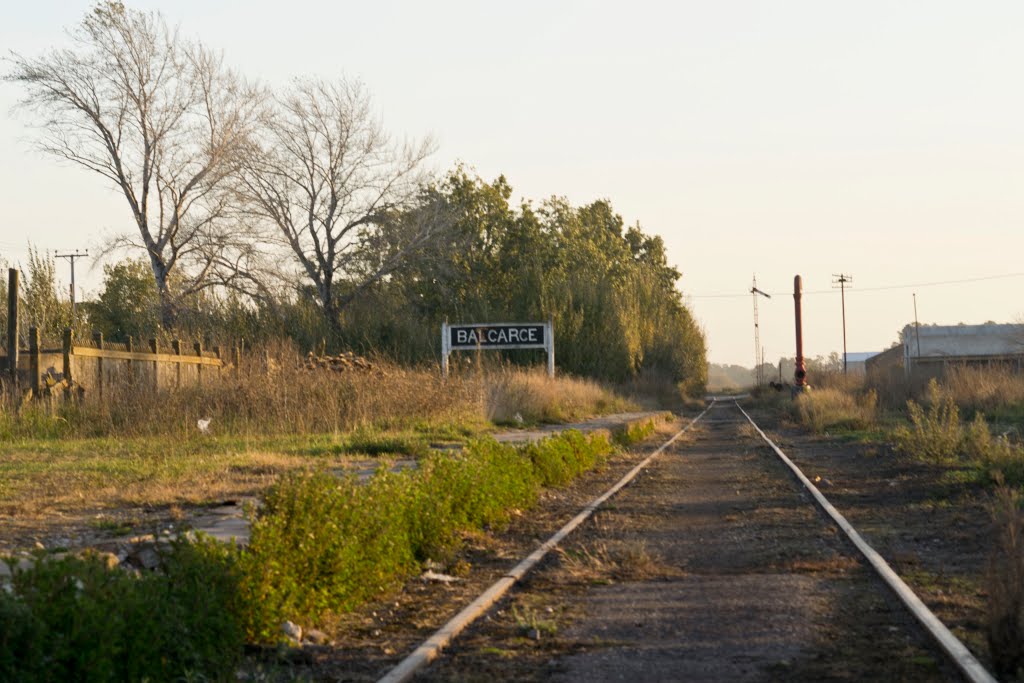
0 429 621 682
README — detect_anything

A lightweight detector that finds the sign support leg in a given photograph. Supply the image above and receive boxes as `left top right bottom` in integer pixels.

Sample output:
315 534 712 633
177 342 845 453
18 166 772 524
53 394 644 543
441 322 449 378
546 320 555 378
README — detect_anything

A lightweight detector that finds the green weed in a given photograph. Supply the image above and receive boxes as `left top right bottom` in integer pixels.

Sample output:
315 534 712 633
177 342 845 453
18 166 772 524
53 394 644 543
0 537 243 682
525 430 612 488
511 604 558 638
893 381 1024 485
613 419 656 446
238 430 611 642
0 428 617 676
893 381 964 463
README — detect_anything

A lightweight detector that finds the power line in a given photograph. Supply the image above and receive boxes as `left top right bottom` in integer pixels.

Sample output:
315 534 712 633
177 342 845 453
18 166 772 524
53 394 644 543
687 270 1024 299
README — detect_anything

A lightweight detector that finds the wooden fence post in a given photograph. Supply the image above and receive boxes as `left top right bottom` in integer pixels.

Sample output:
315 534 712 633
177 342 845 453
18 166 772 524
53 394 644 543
172 339 182 388
126 336 134 353
7 268 19 392
194 341 203 387
93 331 104 400
28 327 40 399
234 345 241 378
149 338 159 393
213 345 222 381
62 328 74 400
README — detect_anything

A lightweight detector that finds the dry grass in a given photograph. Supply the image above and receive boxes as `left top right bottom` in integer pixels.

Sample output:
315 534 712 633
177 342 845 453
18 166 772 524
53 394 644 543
793 388 877 433
735 422 761 441
943 366 1024 415
812 370 867 394
483 366 636 425
1 351 482 441
868 365 1024 418
986 484 1024 680
2 344 640 441
555 540 669 582
0 446 331 516
0 347 640 539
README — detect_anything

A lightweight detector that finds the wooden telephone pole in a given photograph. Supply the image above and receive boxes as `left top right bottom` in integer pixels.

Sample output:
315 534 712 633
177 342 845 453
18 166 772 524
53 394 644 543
832 273 853 374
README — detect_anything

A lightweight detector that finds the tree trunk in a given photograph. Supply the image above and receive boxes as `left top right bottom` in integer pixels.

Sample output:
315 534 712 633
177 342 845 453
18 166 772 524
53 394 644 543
150 257 176 330
322 292 343 343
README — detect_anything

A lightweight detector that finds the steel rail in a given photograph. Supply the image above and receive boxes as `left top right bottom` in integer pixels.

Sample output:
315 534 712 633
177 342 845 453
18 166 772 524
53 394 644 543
377 403 715 683
733 400 997 683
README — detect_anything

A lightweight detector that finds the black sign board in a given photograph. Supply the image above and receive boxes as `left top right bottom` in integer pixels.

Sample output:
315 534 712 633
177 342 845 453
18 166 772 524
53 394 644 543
448 324 546 350
441 321 554 377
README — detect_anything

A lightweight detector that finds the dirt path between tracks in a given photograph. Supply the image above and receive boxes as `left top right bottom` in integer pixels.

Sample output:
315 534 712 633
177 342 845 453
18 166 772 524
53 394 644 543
413 402 963 682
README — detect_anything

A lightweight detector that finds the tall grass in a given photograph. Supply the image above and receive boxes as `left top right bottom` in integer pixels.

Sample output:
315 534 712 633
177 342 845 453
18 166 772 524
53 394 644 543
792 388 877 433
484 366 636 425
893 381 963 463
986 483 1024 680
867 364 1024 419
942 366 1024 421
810 369 867 394
0 538 242 682
0 345 636 441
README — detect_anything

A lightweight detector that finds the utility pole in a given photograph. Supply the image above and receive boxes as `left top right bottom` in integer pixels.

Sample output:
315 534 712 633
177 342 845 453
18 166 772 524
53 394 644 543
832 273 852 374
913 292 921 373
55 249 88 321
750 275 771 386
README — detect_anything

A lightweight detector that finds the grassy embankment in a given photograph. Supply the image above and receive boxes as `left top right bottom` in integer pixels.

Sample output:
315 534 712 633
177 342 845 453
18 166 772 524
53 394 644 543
754 367 1024 486
0 350 667 681
0 358 635 518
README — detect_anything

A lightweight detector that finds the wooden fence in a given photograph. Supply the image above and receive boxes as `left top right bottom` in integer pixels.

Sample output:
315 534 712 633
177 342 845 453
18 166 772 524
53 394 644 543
2 328 233 402
1 268 249 403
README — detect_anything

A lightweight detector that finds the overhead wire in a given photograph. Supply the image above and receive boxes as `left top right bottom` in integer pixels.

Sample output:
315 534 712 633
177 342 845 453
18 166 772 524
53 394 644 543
686 271 1024 299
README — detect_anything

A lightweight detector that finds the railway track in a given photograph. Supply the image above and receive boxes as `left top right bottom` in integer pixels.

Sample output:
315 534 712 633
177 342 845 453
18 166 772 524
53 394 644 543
378 399 996 682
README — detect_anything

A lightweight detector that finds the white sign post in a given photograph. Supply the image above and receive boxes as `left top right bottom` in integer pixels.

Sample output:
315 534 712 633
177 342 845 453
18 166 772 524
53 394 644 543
441 321 554 378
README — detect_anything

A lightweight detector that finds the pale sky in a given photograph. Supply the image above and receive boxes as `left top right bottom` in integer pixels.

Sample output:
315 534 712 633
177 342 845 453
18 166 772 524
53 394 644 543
2 1 1023 367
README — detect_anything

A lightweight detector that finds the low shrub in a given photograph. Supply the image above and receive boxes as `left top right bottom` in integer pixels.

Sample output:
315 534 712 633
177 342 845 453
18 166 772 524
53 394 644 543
526 430 612 487
893 381 962 463
0 537 243 683
1 428 618 676
238 430 612 641
406 439 538 563
613 419 657 447
893 381 1024 484
237 470 417 642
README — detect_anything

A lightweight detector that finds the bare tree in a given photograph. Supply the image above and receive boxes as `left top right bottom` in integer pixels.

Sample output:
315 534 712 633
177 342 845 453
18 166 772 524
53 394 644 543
6 1 260 327
239 77 441 335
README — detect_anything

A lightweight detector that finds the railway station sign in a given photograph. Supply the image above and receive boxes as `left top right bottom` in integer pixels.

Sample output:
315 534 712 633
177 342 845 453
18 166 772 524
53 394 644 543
441 321 554 377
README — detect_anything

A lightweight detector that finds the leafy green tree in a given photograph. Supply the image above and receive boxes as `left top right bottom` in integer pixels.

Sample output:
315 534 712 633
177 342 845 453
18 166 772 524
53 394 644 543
342 168 707 391
89 260 160 343
20 248 78 345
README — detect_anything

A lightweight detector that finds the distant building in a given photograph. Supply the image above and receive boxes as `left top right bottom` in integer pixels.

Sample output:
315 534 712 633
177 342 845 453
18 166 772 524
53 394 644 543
843 351 879 375
866 323 1024 380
